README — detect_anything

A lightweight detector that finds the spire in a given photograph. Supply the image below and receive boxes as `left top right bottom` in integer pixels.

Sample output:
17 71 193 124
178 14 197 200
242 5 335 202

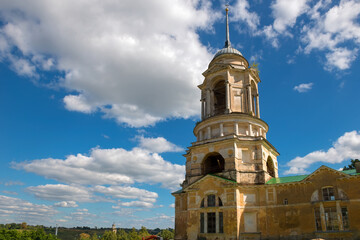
225 4 231 48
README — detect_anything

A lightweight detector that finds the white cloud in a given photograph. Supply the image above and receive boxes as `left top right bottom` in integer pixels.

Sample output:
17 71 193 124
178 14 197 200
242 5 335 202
92 185 157 202
293 82 313 93
0 0 217 127
284 131 360 175
302 0 360 70
0 195 57 224
271 0 310 34
14 146 185 189
232 0 260 32
325 48 358 70
27 184 94 202
63 94 96 113
118 201 154 208
137 136 183 153
169 203 175 208
54 201 79 208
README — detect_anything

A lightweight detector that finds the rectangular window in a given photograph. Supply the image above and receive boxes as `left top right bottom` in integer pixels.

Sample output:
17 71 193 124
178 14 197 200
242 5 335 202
324 207 339 231
322 187 335 201
200 213 204 233
219 212 224 233
207 212 216 233
208 195 216 207
314 208 322 231
341 207 350 230
267 188 274 202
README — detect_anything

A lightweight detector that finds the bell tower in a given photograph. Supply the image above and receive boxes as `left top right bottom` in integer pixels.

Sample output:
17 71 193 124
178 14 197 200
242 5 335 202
182 6 279 188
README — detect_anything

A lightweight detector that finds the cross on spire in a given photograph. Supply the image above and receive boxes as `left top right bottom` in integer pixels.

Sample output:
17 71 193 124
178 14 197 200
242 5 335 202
225 4 231 48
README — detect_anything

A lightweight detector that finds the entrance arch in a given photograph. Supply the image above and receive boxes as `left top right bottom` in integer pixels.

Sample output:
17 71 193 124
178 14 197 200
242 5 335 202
266 156 275 178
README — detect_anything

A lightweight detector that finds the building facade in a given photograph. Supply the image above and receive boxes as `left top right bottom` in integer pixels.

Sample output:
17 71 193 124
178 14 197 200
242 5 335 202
172 8 360 240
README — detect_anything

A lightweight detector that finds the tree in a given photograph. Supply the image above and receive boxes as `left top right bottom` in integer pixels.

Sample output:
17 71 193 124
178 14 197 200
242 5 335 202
91 233 99 240
343 159 360 170
101 231 117 240
21 222 27 229
138 227 149 239
127 228 139 240
117 229 128 240
158 229 174 240
80 233 91 239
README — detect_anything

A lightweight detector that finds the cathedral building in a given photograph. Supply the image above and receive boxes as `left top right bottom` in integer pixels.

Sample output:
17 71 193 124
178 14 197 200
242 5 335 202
172 7 360 240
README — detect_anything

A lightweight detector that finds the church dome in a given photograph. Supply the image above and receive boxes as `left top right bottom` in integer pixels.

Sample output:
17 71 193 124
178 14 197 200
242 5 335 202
213 46 243 60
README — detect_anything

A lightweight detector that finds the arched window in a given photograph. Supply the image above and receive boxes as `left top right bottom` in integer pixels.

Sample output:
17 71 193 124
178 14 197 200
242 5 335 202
202 152 225 175
250 81 258 117
200 199 204 208
266 157 275 178
218 197 223 206
213 81 226 115
322 187 335 201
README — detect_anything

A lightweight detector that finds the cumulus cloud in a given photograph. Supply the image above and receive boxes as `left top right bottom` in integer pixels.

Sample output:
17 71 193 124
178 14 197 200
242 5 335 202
14 146 184 189
92 185 158 202
0 0 217 127
54 201 79 208
232 0 260 32
293 82 313 93
27 184 94 202
137 136 184 153
302 0 360 70
118 201 154 208
0 195 57 224
271 0 310 34
284 131 360 175
63 94 96 113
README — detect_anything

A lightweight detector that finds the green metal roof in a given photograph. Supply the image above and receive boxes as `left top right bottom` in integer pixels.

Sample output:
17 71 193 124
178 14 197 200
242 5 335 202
266 168 359 185
341 169 360 175
266 174 308 184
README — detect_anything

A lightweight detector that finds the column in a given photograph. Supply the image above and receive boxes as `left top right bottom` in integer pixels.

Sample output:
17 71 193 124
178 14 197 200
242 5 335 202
248 85 253 114
206 89 211 117
336 201 344 230
207 127 211 139
234 123 239 135
199 131 203 141
249 124 253 136
225 81 230 113
220 123 224 137
256 94 260 118
320 202 326 232
201 99 204 119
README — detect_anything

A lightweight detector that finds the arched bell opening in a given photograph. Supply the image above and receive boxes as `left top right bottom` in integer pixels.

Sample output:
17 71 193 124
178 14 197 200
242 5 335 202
213 81 226 116
266 156 275 178
202 152 225 175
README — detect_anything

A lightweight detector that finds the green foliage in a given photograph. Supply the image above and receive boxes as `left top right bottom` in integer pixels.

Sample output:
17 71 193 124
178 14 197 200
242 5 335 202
250 62 260 74
158 229 174 240
343 159 360 170
0 228 58 240
100 231 117 240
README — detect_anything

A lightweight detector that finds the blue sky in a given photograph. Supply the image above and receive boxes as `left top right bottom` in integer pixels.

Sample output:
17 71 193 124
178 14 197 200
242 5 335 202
1 0 360 229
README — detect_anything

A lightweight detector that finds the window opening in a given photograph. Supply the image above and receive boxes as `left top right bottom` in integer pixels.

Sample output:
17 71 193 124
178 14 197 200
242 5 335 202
283 198 288 205
207 212 216 233
314 208 322 231
267 188 274 202
342 207 349 230
219 212 224 233
322 187 335 201
208 195 216 207
218 197 223 206
213 81 226 116
324 207 339 231
200 213 205 233
200 199 204 208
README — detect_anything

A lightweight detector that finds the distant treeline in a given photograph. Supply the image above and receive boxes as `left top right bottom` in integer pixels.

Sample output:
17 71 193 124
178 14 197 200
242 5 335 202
0 223 174 240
